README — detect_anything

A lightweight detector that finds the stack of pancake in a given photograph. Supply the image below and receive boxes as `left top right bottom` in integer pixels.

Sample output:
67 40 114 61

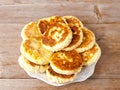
18 16 101 84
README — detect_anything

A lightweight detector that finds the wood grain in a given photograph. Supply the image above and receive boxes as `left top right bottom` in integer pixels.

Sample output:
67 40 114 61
0 79 120 90
0 0 120 5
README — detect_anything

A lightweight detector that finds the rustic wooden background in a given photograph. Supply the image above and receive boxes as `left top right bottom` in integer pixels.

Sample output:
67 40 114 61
0 0 120 90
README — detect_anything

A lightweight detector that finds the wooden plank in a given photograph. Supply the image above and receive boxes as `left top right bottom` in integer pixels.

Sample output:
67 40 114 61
0 79 120 90
0 2 120 24
0 0 119 5
0 0 95 5
0 24 120 79
0 0 65 5
0 3 97 24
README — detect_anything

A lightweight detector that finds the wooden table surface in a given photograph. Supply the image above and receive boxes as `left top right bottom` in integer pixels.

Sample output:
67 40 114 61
0 0 120 90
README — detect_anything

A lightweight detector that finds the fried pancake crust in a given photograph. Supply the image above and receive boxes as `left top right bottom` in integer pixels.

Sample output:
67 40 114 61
50 50 82 75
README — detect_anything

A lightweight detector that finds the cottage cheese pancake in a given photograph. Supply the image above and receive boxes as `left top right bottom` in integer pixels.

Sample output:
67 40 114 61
20 38 53 65
50 50 83 75
21 22 41 40
75 27 95 53
63 16 83 51
38 16 73 51
18 56 49 73
81 43 101 66
46 66 75 83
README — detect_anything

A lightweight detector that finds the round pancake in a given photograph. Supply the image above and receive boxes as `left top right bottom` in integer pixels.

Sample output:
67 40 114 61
81 43 101 66
50 50 83 75
39 16 73 52
63 16 83 51
21 22 41 40
18 56 49 73
20 38 53 65
75 27 95 53
46 66 75 83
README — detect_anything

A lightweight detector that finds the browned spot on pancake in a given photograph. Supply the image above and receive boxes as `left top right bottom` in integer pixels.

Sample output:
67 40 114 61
23 57 36 67
39 21 48 34
78 28 94 48
42 35 56 47
48 66 74 78
51 50 82 70
81 44 98 62
67 26 81 47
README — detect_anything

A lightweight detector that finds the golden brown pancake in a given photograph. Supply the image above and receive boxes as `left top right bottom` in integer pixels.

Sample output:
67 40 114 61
63 16 83 51
75 27 95 53
20 38 53 65
50 50 83 75
81 43 101 66
18 56 49 73
38 16 73 52
21 22 41 40
46 66 75 83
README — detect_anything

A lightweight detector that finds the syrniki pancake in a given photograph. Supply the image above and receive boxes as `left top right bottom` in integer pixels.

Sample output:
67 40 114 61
63 16 83 51
46 66 76 83
21 22 41 40
50 50 83 75
81 43 101 66
38 16 73 52
75 27 95 53
18 56 49 73
20 38 53 65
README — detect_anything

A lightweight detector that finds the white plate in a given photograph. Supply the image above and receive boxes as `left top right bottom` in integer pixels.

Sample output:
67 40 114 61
24 61 97 86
